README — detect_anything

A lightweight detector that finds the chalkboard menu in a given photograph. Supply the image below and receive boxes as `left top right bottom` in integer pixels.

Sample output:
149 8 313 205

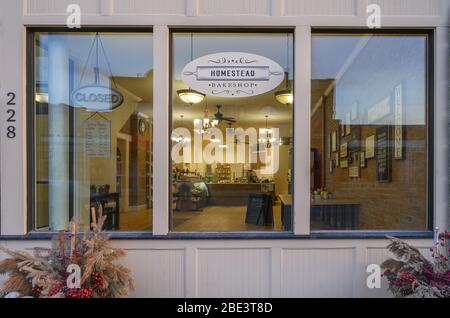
245 193 273 226
85 120 111 157
376 126 392 182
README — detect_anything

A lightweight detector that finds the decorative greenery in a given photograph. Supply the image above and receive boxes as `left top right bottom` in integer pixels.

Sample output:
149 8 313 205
381 231 450 298
0 209 134 298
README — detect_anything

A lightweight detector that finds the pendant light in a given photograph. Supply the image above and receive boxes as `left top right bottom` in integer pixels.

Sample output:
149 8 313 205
177 33 205 106
274 35 294 105
258 115 277 149
193 96 218 134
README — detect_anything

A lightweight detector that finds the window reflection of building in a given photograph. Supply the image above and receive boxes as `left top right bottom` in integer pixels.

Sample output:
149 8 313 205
33 32 154 231
310 33 428 231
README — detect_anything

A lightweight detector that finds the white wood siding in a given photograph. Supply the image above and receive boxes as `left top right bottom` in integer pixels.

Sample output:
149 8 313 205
0 239 433 297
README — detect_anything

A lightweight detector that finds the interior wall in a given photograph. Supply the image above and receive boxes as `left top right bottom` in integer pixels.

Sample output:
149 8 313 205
321 89 427 230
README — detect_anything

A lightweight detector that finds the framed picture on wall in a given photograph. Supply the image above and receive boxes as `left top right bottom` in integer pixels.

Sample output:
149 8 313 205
376 126 392 182
349 125 361 152
340 158 348 168
365 135 375 159
349 166 359 178
340 142 348 158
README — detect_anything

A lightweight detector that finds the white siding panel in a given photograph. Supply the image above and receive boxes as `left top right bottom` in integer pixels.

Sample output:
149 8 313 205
281 248 356 297
369 0 441 16
197 248 271 297
198 0 271 16
124 249 185 298
114 0 187 15
364 246 433 298
363 247 393 298
283 0 357 16
26 0 101 15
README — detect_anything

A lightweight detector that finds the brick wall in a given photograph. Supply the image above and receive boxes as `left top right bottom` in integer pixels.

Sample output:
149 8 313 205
311 86 428 230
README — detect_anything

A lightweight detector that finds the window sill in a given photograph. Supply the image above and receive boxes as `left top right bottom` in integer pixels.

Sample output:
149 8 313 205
0 230 434 240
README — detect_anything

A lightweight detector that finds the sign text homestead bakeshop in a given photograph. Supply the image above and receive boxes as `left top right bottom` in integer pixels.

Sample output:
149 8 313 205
181 52 285 98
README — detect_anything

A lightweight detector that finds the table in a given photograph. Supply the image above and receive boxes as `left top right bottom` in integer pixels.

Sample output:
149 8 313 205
311 199 360 230
278 195 360 230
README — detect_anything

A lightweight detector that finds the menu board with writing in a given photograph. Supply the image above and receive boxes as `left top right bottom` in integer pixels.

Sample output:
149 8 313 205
84 120 111 158
376 126 391 182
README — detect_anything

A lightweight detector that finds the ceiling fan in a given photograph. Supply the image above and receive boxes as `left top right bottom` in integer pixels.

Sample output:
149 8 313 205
214 105 236 124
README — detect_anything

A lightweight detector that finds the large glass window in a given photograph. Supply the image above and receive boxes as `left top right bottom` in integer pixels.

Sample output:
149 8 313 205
310 32 430 231
33 31 153 231
171 31 294 232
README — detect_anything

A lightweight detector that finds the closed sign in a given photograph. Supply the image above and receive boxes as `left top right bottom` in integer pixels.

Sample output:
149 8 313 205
71 85 124 112
181 52 285 98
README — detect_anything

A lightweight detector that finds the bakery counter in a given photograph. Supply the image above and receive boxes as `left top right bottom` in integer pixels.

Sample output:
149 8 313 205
206 182 275 206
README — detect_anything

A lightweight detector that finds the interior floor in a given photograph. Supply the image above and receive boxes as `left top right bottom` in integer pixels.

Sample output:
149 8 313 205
119 202 284 232
173 203 283 232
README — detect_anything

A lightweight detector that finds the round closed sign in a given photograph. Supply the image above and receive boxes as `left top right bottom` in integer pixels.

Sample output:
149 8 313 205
181 52 285 98
71 85 124 112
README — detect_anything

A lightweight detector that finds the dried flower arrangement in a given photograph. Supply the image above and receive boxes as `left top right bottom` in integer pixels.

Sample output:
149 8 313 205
381 230 450 298
0 208 134 298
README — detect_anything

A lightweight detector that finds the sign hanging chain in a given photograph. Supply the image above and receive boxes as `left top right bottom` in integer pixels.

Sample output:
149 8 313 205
77 32 119 90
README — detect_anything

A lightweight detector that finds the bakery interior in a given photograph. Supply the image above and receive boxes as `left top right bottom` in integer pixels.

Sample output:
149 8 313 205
33 32 429 232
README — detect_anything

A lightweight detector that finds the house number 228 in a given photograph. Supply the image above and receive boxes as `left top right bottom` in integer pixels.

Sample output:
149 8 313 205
6 92 16 139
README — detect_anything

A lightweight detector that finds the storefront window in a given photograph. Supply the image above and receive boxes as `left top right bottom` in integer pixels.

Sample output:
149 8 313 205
310 32 429 230
33 31 153 231
171 32 294 232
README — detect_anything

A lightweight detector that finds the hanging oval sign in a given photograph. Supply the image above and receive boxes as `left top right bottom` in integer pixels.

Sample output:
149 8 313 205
181 52 285 98
71 85 124 112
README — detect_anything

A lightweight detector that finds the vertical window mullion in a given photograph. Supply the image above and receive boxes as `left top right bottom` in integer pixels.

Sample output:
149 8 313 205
152 25 170 235
293 26 311 235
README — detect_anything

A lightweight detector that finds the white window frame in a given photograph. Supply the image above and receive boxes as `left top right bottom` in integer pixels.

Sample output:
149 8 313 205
152 26 310 235
0 22 445 237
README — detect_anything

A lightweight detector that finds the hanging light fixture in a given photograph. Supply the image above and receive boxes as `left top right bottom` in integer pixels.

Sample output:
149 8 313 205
194 109 219 134
258 115 277 149
274 83 294 105
177 89 205 105
274 35 294 105
177 33 205 106
193 97 218 134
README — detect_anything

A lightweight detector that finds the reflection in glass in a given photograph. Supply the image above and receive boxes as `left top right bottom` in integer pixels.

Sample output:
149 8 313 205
34 32 153 231
310 33 428 230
